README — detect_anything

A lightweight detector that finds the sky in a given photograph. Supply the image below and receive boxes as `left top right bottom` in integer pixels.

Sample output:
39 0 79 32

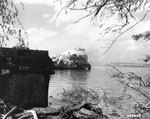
12 0 150 64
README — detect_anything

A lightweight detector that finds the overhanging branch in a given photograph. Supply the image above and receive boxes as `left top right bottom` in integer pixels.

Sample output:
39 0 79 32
104 9 150 54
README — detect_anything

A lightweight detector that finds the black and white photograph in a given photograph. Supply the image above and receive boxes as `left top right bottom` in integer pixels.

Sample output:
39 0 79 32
0 0 150 119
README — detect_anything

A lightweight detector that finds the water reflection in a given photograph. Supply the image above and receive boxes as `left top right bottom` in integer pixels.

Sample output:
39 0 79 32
69 70 88 81
49 70 90 97
69 70 89 88
49 66 150 98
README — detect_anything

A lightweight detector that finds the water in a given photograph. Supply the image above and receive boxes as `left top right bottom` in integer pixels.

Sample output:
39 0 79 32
48 65 150 97
48 66 150 117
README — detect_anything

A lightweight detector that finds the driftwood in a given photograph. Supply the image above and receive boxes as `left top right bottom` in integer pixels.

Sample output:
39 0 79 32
14 107 62 119
0 98 108 119
0 101 108 119
2 106 17 119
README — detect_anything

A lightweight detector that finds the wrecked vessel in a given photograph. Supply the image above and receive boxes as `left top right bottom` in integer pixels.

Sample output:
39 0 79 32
0 47 54 109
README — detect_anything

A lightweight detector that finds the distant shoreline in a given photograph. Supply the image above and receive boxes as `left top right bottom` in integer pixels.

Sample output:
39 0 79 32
90 62 150 68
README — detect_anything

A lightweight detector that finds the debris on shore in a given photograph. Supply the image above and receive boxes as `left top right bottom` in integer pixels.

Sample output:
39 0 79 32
0 98 108 119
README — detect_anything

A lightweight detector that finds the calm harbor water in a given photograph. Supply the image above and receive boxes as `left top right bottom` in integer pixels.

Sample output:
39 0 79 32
48 65 150 98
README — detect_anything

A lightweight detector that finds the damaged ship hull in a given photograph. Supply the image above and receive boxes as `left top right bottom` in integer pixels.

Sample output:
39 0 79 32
0 47 54 109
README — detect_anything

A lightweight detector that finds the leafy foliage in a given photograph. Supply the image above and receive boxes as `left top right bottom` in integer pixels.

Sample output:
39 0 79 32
59 85 135 118
133 31 150 41
58 0 150 54
59 0 150 33
0 0 27 47
108 66 150 117
60 86 101 106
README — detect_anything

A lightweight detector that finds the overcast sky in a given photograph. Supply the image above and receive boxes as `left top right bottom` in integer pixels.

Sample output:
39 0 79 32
12 0 150 63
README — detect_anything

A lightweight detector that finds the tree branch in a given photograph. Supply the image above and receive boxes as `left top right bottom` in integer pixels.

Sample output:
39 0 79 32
104 9 150 54
94 0 109 16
